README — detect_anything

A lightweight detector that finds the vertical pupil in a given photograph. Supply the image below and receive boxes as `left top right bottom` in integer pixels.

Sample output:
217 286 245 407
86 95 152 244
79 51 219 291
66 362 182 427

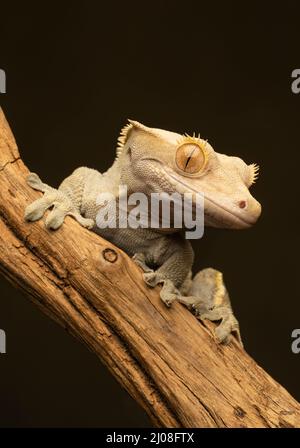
184 148 197 170
176 143 205 174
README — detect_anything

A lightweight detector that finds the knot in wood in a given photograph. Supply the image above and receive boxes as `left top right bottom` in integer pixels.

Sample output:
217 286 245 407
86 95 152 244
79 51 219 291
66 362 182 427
102 248 118 263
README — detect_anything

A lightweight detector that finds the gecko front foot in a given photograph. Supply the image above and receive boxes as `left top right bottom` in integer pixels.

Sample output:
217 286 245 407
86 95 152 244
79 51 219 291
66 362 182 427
132 253 153 273
132 254 178 306
25 172 95 230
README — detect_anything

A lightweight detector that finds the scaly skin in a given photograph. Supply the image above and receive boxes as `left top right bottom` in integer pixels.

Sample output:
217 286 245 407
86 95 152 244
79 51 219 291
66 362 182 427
24 120 261 345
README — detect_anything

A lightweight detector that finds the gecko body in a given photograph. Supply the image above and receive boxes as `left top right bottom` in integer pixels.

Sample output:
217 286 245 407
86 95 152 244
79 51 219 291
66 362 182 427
25 120 261 344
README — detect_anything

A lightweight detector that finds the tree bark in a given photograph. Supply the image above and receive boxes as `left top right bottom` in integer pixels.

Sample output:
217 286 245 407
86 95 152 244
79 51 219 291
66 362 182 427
0 108 299 428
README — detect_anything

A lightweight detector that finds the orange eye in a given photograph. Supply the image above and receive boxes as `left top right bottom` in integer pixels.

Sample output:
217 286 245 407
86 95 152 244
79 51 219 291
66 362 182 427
175 143 206 174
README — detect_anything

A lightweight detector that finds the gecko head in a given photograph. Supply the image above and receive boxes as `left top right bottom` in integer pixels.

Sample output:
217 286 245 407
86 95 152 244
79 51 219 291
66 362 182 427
115 120 262 229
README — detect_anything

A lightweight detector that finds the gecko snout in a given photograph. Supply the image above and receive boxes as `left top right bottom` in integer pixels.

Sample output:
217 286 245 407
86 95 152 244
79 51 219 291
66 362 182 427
236 197 262 225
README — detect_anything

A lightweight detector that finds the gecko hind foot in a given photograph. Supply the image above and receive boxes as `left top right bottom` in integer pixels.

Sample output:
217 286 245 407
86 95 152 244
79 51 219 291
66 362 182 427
188 268 243 346
196 305 243 346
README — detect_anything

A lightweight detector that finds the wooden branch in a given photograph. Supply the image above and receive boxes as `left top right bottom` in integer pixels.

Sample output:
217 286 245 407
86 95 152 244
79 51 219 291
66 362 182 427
0 108 299 428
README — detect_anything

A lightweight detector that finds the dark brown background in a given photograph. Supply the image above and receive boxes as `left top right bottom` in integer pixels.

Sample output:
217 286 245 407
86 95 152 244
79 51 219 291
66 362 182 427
0 1 299 427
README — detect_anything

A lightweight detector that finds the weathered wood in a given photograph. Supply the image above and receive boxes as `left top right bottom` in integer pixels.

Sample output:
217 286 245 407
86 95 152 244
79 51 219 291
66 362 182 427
0 108 299 428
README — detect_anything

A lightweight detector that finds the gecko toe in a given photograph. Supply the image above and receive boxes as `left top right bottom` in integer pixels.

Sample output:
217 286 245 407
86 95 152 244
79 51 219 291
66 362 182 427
24 203 45 221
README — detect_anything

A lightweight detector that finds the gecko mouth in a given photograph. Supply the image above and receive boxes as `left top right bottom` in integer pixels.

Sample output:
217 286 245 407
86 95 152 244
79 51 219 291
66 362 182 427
162 168 254 228
202 201 251 228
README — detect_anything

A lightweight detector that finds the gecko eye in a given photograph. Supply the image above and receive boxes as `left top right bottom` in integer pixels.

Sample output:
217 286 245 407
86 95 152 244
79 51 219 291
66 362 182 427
175 143 207 174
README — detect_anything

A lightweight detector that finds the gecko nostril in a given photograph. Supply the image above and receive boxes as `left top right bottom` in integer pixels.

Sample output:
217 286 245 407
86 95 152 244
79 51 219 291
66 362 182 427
238 200 247 209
